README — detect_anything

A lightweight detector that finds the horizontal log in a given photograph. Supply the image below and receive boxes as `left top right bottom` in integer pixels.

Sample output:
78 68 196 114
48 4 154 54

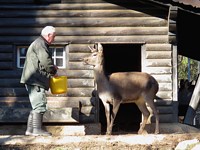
155 99 173 106
0 53 13 61
66 88 94 97
0 88 27 96
69 44 92 53
152 74 172 82
68 62 93 70
157 114 176 123
43 107 79 123
0 108 30 122
0 35 169 44
0 17 167 27
157 91 172 99
145 67 172 74
146 43 171 51
0 9 167 18
145 59 172 67
0 87 94 97
0 27 168 36
0 96 96 107
0 62 13 70
47 88 95 97
0 0 33 4
0 2 167 10
0 45 13 52
159 83 172 91
157 106 174 114
66 70 94 78
169 24 176 33
68 79 94 88
0 79 23 87
0 101 31 108
47 97 96 107
0 70 22 78
0 107 80 123
47 98 80 108
69 53 90 61
146 51 172 59
0 78 93 89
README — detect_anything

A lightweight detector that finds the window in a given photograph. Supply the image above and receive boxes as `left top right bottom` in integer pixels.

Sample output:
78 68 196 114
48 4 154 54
17 46 28 68
17 45 67 69
49 47 66 68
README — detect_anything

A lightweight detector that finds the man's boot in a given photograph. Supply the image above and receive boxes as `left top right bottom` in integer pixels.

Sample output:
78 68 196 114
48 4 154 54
32 112 52 136
25 110 33 135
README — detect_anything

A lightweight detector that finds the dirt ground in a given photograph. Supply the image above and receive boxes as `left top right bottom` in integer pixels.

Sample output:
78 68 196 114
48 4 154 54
1 132 200 150
1 123 200 150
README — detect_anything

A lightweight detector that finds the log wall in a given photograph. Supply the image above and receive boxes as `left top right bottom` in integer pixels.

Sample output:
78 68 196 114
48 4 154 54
0 0 178 123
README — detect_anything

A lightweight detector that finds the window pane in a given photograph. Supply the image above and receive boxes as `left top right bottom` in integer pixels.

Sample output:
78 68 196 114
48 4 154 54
20 48 27 56
56 48 63 56
20 59 25 67
56 58 63 66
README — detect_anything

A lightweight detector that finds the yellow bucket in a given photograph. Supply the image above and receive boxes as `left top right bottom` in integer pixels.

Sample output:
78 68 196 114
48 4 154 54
50 76 67 94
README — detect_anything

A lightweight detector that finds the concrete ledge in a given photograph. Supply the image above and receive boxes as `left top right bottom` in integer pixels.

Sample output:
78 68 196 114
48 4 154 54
0 123 101 136
0 123 199 136
145 123 200 134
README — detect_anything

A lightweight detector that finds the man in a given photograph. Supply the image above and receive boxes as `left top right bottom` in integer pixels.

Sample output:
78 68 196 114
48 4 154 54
20 26 58 136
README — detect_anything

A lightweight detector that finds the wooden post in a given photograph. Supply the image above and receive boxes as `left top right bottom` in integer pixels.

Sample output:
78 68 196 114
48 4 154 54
184 74 200 125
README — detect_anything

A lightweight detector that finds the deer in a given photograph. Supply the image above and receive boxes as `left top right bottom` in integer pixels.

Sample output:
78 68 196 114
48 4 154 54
83 43 159 135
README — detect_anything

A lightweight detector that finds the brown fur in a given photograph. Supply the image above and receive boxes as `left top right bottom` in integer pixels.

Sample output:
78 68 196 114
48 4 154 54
83 43 159 135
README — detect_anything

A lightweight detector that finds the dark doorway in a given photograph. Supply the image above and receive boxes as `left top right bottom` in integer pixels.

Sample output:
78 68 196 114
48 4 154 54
177 9 200 61
99 43 142 133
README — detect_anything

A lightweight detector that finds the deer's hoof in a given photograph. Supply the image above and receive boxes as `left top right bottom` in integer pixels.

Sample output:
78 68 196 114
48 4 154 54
138 129 148 135
154 130 159 134
106 131 112 135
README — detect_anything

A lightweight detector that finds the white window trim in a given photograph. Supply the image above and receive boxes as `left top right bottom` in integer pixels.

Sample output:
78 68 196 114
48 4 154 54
17 45 67 69
51 46 66 69
17 46 27 68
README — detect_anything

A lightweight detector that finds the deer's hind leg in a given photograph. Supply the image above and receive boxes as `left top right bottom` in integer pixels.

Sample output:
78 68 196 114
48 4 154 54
135 97 150 134
145 97 159 134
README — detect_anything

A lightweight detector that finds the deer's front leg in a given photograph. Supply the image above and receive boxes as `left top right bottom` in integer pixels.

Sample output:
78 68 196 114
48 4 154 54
102 101 111 135
108 99 121 135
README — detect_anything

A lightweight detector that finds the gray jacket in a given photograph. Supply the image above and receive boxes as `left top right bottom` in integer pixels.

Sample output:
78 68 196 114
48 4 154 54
20 36 57 90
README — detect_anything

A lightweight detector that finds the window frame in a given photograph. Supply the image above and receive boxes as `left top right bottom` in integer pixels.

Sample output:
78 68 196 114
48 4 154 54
16 44 68 69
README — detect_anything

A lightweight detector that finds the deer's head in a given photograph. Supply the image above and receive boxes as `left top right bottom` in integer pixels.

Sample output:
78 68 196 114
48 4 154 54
83 43 104 67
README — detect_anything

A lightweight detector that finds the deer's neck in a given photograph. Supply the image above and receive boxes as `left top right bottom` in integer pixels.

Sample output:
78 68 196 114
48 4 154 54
94 65 109 92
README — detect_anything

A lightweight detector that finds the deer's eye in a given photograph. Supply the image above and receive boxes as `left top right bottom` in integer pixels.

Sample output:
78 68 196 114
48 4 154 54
92 53 97 57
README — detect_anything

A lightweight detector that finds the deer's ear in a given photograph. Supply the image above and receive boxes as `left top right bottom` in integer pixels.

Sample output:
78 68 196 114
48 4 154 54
97 43 103 53
88 45 97 53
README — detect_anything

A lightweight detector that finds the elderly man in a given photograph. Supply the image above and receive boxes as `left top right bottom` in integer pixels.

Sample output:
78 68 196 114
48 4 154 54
20 26 58 136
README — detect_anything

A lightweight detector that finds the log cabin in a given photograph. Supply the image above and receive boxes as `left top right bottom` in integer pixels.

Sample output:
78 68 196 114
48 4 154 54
0 0 199 134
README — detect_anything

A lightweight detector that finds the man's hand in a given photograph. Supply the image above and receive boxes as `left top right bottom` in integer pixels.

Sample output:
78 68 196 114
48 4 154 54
53 65 58 77
54 65 58 70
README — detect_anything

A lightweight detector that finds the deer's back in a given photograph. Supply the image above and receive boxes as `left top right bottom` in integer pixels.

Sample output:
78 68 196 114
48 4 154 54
108 72 158 100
